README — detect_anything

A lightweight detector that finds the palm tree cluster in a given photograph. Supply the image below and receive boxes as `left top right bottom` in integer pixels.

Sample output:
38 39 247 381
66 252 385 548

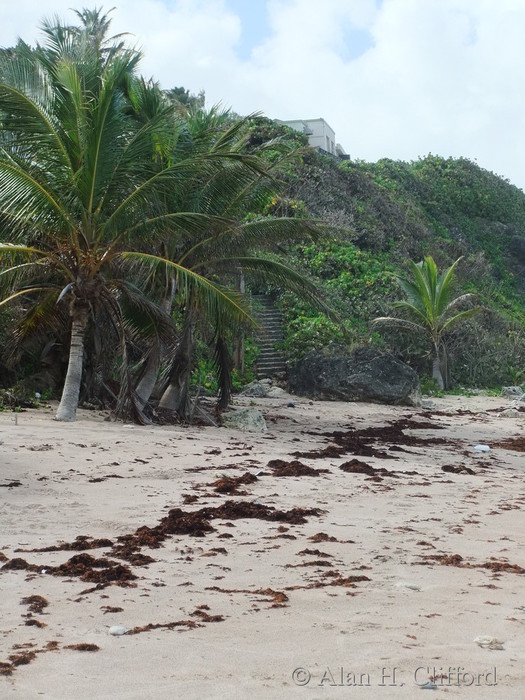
0 9 327 422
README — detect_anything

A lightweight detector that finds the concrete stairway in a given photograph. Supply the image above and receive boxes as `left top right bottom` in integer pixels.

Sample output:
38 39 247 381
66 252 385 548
252 295 287 379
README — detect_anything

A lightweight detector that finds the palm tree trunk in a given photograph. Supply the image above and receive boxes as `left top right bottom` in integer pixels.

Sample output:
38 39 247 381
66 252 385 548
158 306 195 416
441 343 451 390
135 278 176 408
215 335 233 409
432 342 445 391
232 270 245 373
56 304 89 421
135 342 161 408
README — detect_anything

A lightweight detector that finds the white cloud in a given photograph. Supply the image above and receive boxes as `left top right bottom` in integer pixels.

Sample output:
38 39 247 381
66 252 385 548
1 0 524 189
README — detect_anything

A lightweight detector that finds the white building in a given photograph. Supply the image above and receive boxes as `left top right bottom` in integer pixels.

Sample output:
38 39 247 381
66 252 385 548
278 118 348 158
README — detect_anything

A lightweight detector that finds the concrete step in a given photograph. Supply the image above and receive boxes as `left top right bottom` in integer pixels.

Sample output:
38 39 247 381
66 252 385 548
257 335 283 342
255 316 283 326
257 338 283 345
257 371 287 378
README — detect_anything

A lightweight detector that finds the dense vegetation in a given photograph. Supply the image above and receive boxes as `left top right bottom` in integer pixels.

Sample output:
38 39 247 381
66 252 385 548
1 9 524 419
260 131 525 389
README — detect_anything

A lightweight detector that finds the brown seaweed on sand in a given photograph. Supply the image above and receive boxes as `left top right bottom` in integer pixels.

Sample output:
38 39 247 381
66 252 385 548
209 472 258 494
441 464 476 475
267 459 329 477
298 418 450 460
2 501 322 595
339 459 397 479
101 606 124 614
21 595 48 614
417 553 525 574
206 586 289 608
64 643 99 652
123 609 225 635
8 651 38 666
2 553 136 587
297 549 332 558
286 571 371 590
19 536 114 553
1 641 60 676
492 436 525 452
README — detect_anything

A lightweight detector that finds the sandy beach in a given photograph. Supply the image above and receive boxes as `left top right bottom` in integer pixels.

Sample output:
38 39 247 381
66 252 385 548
1 393 524 699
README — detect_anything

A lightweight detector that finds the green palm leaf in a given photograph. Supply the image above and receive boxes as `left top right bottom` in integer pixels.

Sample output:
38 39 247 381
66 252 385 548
120 251 255 325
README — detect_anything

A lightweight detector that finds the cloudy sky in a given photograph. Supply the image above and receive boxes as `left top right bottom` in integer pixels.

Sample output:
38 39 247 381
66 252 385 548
1 0 524 190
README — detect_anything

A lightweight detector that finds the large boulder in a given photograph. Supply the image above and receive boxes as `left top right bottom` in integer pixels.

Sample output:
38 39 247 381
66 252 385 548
288 346 421 406
501 386 524 400
239 380 268 398
222 408 268 432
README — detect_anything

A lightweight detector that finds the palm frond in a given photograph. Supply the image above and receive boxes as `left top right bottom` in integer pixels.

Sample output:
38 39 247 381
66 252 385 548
0 286 51 307
0 243 75 280
113 279 176 344
440 307 481 332
0 159 74 232
0 59 72 170
120 251 255 326
372 316 426 334
390 298 429 325
186 216 326 263
435 256 463 315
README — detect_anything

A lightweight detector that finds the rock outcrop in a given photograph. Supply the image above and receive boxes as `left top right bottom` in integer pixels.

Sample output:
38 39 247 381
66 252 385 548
288 346 421 406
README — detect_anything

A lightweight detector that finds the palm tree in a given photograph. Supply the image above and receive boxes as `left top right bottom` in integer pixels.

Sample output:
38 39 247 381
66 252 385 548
373 256 479 390
0 11 264 421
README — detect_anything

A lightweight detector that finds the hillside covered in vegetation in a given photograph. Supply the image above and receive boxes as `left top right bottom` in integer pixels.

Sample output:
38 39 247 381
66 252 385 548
251 118 525 390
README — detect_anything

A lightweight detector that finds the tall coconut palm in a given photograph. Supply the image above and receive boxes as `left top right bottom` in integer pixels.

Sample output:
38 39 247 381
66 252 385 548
0 11 265 421
373 256 479 389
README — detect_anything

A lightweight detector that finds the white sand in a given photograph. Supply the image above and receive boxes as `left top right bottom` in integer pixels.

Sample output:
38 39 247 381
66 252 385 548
0 394 524 699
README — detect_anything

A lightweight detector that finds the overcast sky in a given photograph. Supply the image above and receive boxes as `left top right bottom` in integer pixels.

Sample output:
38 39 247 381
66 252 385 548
1 0 524 191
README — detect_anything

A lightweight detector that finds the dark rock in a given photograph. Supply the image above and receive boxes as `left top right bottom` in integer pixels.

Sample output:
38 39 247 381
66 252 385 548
288 346 421 406
509 236 525 263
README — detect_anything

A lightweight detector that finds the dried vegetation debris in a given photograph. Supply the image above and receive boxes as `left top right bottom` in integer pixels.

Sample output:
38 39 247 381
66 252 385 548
417 553 525 574
267 459 329 477
296 418 451 460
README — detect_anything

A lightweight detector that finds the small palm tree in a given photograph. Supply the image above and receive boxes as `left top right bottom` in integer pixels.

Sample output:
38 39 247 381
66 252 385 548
373 256 479 390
